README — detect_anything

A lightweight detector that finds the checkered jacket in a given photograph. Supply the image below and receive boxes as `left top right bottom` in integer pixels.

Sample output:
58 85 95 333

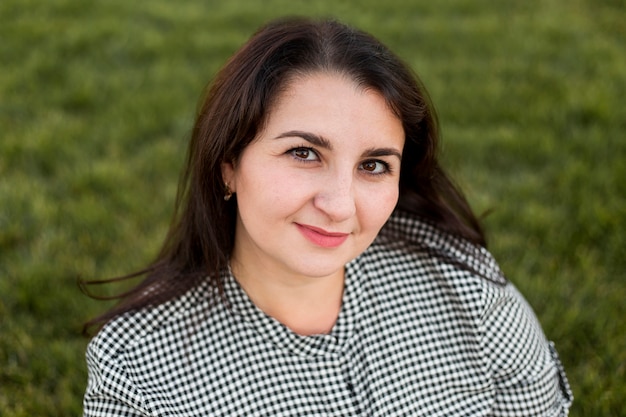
84 210 572 416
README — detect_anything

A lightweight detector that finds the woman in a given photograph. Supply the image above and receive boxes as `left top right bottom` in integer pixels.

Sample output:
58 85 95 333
83 17 572 416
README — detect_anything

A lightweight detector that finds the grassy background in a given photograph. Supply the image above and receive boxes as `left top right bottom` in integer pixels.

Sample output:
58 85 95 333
1 0 624 415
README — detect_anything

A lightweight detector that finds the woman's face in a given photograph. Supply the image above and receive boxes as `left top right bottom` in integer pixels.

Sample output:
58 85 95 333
222 72 404 282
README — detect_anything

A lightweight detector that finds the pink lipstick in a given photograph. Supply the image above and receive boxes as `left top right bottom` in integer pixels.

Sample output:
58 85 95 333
295 224 349 248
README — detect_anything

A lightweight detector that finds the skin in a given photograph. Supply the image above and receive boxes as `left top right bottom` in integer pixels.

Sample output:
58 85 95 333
222 72 405 335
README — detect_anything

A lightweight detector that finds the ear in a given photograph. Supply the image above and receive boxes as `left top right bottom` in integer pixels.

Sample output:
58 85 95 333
221 160 236 192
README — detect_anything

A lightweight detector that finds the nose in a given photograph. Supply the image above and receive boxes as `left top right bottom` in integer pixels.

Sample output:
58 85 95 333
313 171 357 222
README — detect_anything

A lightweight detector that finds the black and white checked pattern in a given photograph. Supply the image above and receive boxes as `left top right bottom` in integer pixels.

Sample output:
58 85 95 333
84 210 572 416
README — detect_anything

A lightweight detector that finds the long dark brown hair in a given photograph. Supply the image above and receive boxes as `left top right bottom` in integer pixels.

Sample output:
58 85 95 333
82 17 486 333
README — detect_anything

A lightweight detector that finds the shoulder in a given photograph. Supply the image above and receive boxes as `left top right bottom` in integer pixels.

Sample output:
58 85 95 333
88 278 215 362
359 210 507 315
375 209 506 285
366 210 573 414
366 210 553 334
84 279 224 414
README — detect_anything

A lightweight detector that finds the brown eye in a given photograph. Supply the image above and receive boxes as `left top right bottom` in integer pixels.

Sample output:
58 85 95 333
362 161 377 172
294 149 310 159
360 160 388 175
290 147 318 162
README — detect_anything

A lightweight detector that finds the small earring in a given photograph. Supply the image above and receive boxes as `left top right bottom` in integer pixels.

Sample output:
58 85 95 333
224 182 233 201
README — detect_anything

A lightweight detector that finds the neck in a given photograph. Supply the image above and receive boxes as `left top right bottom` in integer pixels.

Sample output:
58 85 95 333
230 259 345 336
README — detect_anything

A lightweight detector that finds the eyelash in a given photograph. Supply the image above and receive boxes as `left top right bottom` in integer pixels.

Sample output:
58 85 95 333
287 146 393 176
288 146 319 163
361 160 392 176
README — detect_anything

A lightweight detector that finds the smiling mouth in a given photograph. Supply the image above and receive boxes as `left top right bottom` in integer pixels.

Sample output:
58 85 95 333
295 224 349 248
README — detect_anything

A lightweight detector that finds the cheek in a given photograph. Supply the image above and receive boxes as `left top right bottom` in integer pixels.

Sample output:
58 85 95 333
359 186 399 230
236 162 311 213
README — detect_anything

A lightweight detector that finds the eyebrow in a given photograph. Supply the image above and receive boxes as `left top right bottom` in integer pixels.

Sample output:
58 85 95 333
363 147 403 161
274 130 402 160
274 131 333 150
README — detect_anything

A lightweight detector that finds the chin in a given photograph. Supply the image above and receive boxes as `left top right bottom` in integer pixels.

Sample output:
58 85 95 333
291 261 347 279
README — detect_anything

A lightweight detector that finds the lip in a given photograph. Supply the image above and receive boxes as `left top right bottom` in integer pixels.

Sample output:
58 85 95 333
295 223 349 248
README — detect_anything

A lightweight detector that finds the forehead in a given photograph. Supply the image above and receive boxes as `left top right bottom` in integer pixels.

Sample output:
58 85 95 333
265 71 400 128
277 70 378 107
260 72 404 144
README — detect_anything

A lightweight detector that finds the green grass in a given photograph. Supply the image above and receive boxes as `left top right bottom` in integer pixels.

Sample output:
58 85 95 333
1 0 624 415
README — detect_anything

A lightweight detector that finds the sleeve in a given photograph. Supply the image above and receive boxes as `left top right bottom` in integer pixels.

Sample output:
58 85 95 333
83 341 150 417
481 283 573 416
